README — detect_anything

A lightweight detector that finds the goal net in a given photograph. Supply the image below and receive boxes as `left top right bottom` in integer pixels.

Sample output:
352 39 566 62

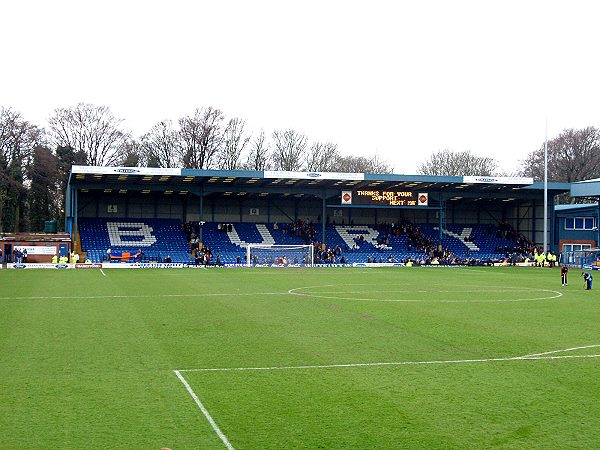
245 244 314 267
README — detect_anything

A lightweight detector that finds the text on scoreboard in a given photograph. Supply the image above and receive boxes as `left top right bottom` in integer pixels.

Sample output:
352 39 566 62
341 190 428 206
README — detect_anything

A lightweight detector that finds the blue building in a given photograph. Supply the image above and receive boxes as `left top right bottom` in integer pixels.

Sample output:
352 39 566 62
555 203 599 253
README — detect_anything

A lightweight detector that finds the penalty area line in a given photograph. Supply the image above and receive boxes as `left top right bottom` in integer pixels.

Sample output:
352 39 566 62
174 370 235 450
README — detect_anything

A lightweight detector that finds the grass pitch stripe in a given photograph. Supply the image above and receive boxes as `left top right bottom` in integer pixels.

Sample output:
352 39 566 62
174 370 235 450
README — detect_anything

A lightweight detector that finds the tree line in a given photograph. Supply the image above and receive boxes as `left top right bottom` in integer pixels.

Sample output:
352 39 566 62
0 103 392 232
418 128 600 183
1 102 599 233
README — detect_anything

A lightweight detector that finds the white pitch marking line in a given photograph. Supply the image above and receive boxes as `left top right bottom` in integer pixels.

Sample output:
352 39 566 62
174 370 235 450
178 353 600 373
517 344 600 358
1 292 289 300
287 284 563 303
100 269 106 277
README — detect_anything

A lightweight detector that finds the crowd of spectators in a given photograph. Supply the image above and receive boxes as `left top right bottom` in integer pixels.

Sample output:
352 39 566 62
374 220 436 254
180 219 548 267
183 221 213 265
12 248 28 263
281 220 317 244
496 221 535 256
313 243 345 264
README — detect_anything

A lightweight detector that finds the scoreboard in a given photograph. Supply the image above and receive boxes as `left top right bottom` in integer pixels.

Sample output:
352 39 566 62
341 190 428 207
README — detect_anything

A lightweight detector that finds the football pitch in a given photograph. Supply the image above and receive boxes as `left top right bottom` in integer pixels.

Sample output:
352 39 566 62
1 266 599 449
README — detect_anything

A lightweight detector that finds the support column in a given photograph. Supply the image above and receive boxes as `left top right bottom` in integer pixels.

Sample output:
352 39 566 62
199 190 204 244
438 207 443 249
72 188 78 237
597 197 600 248
549 195 556 251
321 192 326 248
438 191 445 248
531 200 537 246
199 190 204 222
64 184 72 233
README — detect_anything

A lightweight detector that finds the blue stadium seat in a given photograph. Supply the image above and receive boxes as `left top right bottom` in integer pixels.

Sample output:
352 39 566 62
79 220 520 265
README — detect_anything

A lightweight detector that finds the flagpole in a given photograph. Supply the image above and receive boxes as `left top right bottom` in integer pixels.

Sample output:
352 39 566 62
543 118 548 254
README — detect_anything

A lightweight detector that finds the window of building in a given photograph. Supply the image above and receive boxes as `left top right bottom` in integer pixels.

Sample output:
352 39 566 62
562 243 592 253
565 216 596 230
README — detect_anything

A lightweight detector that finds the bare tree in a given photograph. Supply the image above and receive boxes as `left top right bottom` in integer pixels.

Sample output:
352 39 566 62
244 129 270 170
368 153 393 174
271 129 308 171
218 117 250 170
417 149 498 176
179 107 225 169
521 127 600 183
305 141 339 172
335 154 393 174
140 120 180 168
118 138 143 167
48 103 128 166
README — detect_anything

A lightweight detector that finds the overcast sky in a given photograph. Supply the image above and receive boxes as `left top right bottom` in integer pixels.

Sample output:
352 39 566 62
2 0 599 174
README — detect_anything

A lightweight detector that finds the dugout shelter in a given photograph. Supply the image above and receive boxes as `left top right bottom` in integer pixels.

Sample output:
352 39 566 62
65 166 570 263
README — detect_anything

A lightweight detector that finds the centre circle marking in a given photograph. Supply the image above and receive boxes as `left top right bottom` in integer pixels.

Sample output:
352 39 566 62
287 284 563 303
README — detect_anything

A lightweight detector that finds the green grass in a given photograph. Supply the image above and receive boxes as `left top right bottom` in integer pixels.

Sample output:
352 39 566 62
1 266 599 449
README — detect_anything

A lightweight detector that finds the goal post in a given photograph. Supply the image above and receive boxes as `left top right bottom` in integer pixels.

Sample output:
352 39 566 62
245 244 314 267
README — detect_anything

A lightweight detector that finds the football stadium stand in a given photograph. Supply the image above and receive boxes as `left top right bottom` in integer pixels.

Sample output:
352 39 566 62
79 218 525 265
